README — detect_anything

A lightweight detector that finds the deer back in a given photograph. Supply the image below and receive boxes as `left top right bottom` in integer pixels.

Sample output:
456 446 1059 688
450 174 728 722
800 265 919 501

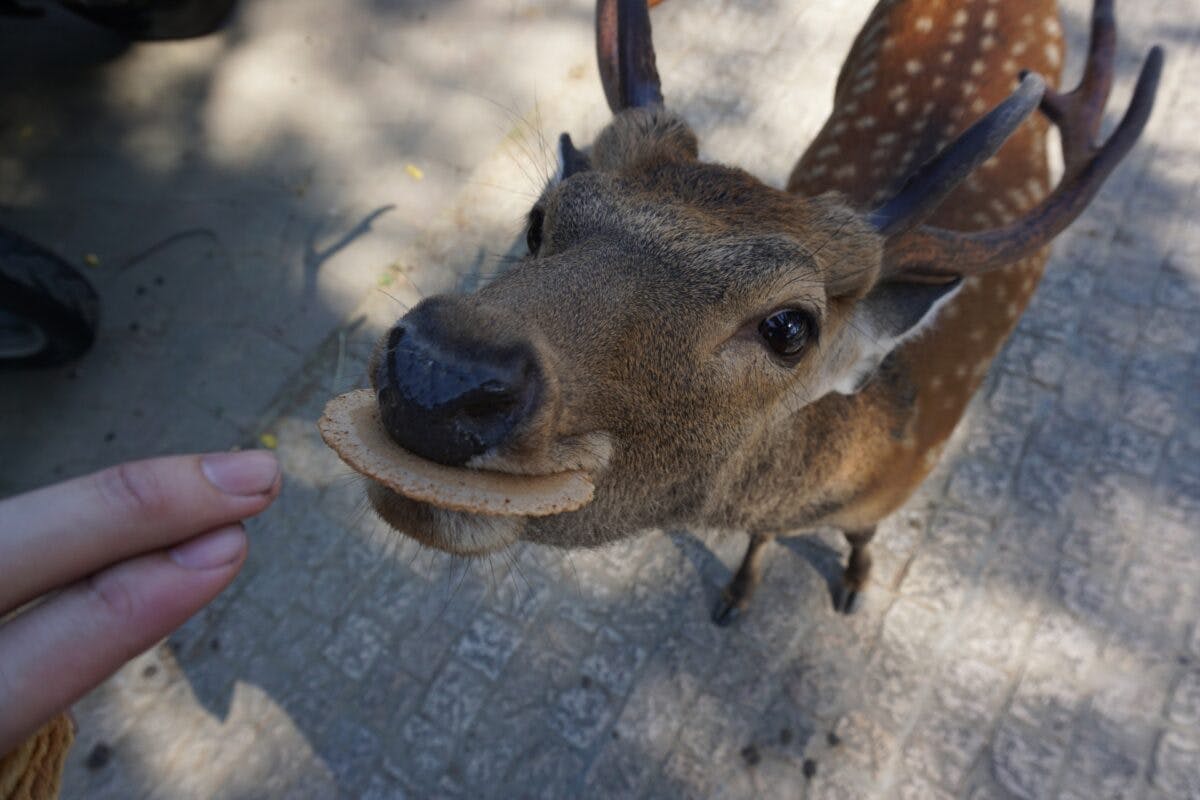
778 0 1065 527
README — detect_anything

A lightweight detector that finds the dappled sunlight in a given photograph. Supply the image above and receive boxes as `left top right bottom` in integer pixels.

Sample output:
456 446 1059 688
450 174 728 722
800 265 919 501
79 651 335 797
2 0 1195 795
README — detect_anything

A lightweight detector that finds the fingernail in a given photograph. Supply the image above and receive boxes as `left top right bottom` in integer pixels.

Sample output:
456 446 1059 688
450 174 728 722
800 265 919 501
170 526 247 570
201 450 279 496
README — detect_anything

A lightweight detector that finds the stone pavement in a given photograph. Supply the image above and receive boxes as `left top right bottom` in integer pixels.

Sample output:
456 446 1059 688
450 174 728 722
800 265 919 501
1 0 1198 797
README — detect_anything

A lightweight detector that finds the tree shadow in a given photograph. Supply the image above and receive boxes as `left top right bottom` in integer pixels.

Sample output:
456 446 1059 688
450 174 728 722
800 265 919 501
9 0 1196 797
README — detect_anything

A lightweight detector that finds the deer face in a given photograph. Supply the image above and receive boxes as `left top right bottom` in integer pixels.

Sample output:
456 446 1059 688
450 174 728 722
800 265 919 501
366 108 961 554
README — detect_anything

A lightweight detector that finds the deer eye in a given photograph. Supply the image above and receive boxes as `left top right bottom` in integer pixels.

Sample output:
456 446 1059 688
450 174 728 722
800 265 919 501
526 207 545 254
759 309 815 358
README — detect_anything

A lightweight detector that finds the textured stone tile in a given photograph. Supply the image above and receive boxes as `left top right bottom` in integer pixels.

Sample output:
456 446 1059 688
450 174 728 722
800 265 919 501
831 711 896 781
899 553 973 616
487 564 553 621
584 739 660 799
502 741 587 800
903 704 991 791
946 455 1014 516
319 717 382 792
1121 383 1180 435
581 627 649 695
1014 450 1077 516
392 622 459 682
322 613 389 681
991 721 1068 800
860 645 926 730
550 683 618 749
892 773 958 800
452 612 523 681
490 645 575 718
674 692 753 764
1098 421 1166 478
1167 668 1200 729
1029 411 1101 467
805 761 873 800
878 597 947 666
925 510 995 566
1054 556 1114 623
1150 730 1200 799
360 774 409 800
420 660 491 738
354 665 426 733
932 658 1010 723
660 749 713 799
964 413 1031 471
1060 718 1145 800
277 660 348 733
383 715 454 789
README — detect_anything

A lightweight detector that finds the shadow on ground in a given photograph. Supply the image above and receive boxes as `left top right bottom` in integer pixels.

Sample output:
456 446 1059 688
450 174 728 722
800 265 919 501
2 0 1196 797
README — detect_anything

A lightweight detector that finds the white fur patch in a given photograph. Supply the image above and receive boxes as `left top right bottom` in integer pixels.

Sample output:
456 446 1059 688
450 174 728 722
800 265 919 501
831 282 964 395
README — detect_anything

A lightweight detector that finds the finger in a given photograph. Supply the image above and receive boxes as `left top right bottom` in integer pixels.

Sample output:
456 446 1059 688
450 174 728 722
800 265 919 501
0 451 278 611
0 524 247 755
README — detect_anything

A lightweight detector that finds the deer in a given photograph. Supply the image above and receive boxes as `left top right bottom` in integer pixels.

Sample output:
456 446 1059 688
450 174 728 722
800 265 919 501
362 0 1163 623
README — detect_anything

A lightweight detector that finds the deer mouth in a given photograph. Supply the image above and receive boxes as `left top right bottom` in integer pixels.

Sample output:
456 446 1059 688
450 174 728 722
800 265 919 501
319 390 607 555
364 482 529 556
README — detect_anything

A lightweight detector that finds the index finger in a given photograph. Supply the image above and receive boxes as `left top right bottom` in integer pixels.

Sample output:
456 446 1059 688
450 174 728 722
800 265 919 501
0 451 280 612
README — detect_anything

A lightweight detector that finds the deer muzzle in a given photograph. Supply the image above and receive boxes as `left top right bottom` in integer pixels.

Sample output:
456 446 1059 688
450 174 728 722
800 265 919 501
373 297 546 468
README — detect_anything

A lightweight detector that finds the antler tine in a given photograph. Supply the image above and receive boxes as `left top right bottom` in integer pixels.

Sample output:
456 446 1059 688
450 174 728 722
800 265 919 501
885 45 1164 281
868 74 1046 240
596 0 664 113
1032 0 1117 174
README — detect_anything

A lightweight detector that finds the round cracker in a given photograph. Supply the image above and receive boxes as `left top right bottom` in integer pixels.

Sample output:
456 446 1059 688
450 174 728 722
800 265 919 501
318 389 595 516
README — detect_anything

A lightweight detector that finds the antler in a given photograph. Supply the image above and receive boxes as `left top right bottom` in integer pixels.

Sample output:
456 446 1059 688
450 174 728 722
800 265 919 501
868 74 1046 239
1039 0 1116 175
879 1 1164 281
596 0 664 112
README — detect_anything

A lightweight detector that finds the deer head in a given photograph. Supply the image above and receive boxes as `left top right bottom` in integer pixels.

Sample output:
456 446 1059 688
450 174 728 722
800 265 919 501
365 0 1162 556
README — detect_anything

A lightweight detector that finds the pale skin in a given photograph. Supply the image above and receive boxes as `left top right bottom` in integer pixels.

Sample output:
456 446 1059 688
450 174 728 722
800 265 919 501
0 450 281 755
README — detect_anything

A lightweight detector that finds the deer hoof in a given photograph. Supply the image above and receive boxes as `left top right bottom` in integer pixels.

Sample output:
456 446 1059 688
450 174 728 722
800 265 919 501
833 585 862 615
711 596 744 626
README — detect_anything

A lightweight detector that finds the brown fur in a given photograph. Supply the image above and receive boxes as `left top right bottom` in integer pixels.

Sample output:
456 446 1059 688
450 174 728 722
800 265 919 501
788 0 1061 531
368 0 1077 615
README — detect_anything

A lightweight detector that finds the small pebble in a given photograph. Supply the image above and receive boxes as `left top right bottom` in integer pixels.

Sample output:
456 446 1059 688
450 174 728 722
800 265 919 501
827 731 842 747
803 759 818 779
740 745 761 766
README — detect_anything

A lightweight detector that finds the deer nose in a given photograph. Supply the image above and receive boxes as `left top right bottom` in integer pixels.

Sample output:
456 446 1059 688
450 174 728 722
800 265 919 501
374 323 541 467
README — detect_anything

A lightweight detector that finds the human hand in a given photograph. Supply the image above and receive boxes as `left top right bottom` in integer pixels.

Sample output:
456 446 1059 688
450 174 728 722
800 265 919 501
0 451 281 754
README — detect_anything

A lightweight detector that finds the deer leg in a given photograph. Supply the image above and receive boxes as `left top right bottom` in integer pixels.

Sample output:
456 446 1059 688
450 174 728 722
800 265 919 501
834 526 876 615
712 532 773 626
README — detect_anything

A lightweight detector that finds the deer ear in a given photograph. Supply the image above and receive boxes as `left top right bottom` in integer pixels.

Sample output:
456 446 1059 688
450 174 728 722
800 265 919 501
832 278 962 395
556 133 591 182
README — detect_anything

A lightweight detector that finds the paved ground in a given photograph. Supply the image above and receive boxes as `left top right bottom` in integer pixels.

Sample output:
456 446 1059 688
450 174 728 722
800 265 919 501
1 0 1198 798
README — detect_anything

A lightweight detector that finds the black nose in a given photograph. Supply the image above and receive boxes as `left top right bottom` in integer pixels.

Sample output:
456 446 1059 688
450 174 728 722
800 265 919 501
375 322 541 467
